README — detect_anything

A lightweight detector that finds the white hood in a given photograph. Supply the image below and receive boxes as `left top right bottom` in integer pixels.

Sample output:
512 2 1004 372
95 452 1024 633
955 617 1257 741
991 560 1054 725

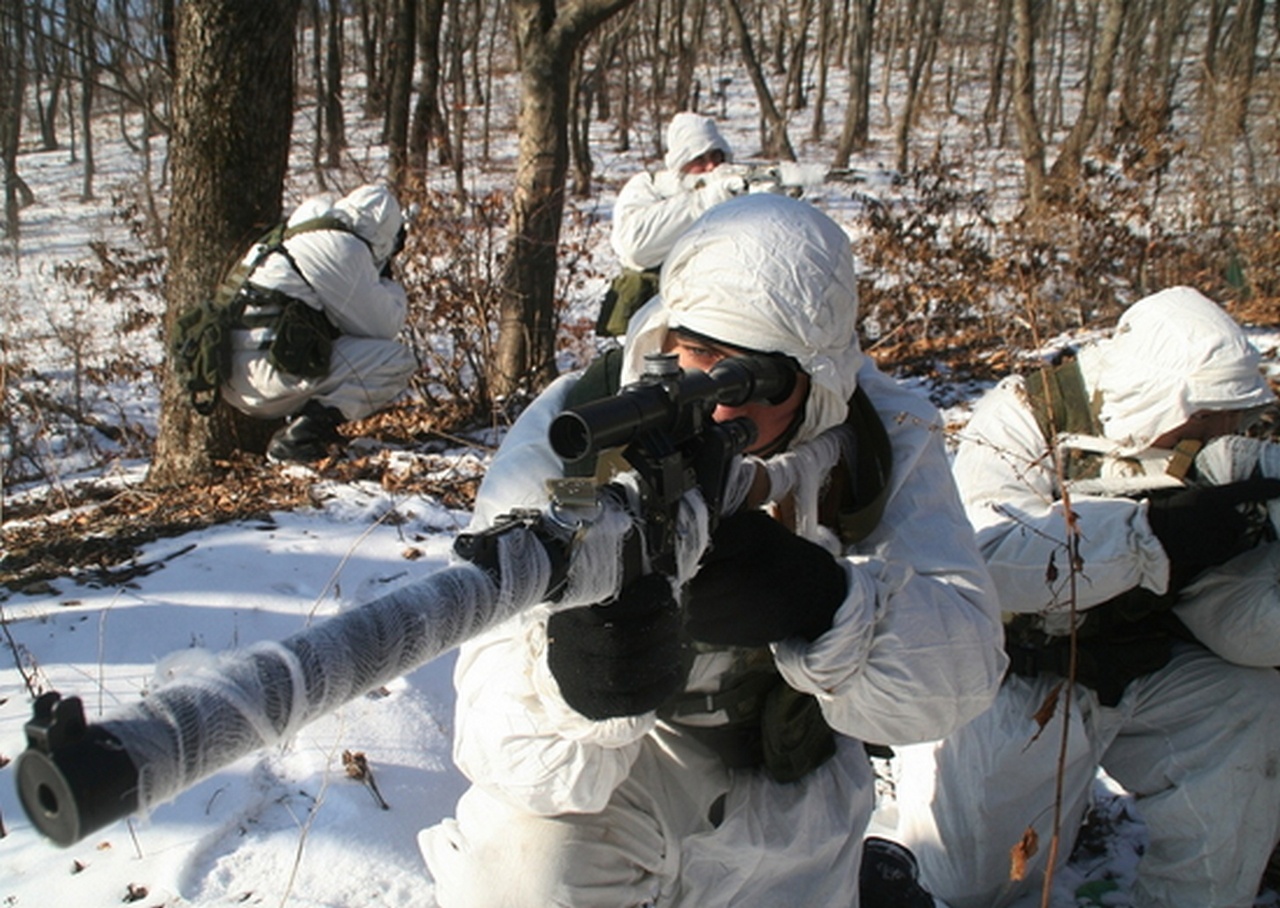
663 112 733 173
1078 285 1274 452
621 194 864 444
332 184 404 265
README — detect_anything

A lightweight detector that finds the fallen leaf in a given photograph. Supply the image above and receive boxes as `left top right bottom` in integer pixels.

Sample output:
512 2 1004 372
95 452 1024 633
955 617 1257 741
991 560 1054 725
1010 826 1039 881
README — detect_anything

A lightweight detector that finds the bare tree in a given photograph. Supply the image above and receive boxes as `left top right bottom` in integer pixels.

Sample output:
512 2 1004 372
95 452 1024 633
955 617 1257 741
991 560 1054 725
809 0 834 143
385 0 418 189
892 0 943 175
0 0 30 240
783 0 812 113
720 0 795 160
835 0 876 165
982 0 1013 144
29 2 68 152
492 0 640 401
1011 0 1047 211
409 0 449 178
357 0 389 118
70 0 98 201
1048 0 1128 191
324 0 347 167
1207 0 1266 142
149 0 301 487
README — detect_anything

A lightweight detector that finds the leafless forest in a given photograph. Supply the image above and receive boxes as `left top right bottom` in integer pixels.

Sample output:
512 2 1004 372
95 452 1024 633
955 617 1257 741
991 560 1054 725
0 0 1278 490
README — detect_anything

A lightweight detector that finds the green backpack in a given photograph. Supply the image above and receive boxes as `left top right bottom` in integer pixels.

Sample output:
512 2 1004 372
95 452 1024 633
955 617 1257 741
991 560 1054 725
171 216 355 415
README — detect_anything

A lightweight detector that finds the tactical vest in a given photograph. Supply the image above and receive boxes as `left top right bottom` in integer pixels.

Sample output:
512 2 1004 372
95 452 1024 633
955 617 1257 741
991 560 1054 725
562 350 893 781
1012 356 1189 706
171 217 358 415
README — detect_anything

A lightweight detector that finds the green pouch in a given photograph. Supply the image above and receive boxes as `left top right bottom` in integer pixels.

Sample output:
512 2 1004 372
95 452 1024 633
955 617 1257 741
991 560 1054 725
596 268 660 337
760 683 837 783
268 298 337 378
172 297 235 415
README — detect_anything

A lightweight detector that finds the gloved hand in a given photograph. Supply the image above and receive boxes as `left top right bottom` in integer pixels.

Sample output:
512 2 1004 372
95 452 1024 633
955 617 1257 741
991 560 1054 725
546 572 684 720
685 509 848 647
696 166 749 204
1145 476 1280 589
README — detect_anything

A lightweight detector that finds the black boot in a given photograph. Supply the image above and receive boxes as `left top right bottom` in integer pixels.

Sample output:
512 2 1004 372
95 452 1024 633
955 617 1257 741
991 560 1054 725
859 837 937 908
267 400 346 464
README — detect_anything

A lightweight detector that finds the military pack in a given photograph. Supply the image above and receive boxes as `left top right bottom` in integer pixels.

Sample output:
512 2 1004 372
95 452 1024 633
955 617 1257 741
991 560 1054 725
171 217 352 415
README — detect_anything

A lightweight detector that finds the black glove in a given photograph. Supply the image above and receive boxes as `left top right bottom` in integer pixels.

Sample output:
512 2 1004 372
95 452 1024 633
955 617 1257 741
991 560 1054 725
546 573 684 720
1145 476 1280 589
685 509 847 647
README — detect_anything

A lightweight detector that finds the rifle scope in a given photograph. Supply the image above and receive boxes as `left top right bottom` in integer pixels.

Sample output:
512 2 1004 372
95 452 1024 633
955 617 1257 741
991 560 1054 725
549 353 798 463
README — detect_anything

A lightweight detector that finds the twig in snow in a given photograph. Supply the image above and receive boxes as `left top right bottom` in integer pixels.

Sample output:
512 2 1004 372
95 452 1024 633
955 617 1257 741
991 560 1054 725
343 749 390 810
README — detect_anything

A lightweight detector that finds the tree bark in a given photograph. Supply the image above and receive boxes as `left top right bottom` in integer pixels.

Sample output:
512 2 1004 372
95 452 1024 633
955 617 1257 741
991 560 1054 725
385 0 418 189
0 1 29 239
893 0 943 175
809 0 832 143
1212 0 1265 140
720 0 795 160
492 0 640 402
982 0 1012 143
409 0 449 176
834 0 875 166
1011 0 1047 212
67 0 99 202
1048 0 1127 191
324 0 347 167
148 0 301 488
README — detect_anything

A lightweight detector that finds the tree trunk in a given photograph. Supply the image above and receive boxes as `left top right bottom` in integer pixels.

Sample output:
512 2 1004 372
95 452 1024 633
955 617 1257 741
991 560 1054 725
492 0 639 403
982 0 1012 144
893 0 943 175
809 0 832 143
309 0 326 181
357 0 387 119
720 0 795 160
30 5 66 151
569 45 593 197
1212 0 1265 140
324 0 347 167
385 0 418 189
1011 0 1047 212
784 0 811 113
834 0 875 166
1048 0 1127 191
77 5 96 204
148 0 301 488
410 0 449 175
447 0 472 193
0 1 28 240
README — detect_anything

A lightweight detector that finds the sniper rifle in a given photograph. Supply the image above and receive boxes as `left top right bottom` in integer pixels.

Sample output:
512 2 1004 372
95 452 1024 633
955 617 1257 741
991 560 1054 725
15 352 802 846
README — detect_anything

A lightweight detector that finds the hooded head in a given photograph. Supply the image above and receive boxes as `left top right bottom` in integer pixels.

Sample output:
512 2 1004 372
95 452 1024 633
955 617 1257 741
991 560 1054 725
622 194 864 446
663 113 733 174
334 184 405 265
1084 286 1275 450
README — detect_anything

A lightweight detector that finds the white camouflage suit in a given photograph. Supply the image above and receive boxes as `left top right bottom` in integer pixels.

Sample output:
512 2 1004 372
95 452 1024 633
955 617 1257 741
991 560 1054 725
420 195 1006 908
610 112 744 273
887 287 1280 908
220 184 417 422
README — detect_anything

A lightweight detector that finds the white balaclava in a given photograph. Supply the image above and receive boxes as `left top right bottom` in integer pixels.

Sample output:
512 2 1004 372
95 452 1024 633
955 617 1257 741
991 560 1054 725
1077 285 1275 452
622 194 865 445
663 112 734 173
333 184 404 265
